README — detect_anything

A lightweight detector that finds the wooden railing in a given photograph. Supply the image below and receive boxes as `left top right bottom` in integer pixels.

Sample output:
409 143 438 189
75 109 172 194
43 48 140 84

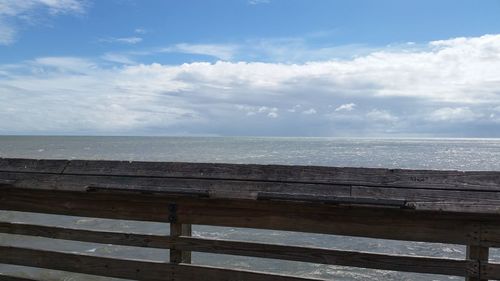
0 158 499 280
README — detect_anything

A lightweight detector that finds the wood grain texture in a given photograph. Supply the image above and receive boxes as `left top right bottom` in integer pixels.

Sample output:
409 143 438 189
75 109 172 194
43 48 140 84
482 262 500 280
0 187 484 244
0 158 69 174
0 171 352 198
1 158 500 191
0 157 499 216
2 170 500 214
0 187 487 245
0 187 171 222
0 221 172 248
481 222 500 247
0 246 321 281
171 264 323 281
0 245 172 280
171 237 475 277
62 160 500 191
174 198 483 245
0 276 38 281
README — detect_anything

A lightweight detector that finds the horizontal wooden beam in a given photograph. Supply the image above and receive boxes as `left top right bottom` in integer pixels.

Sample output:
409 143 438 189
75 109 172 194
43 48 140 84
0 187 487 245
2 157 500 191
174 198 483 245
0 158 69 174
2 167 500 214
0 276 38 281
173 264 323 281
480 222 500 247
172 237 475 277
0 188 171 222
56 160 500 191
0 221 172 248
482 262 500 280
258 192 411 208
0 171 351 198
0 246 321 281
0 245 172 280
0 221 475 276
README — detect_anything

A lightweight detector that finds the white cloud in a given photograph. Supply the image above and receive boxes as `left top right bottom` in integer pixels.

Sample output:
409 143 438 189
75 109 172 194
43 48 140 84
267 112 278 118
151 34 500 103
2 34 500 136
114 37 143 44
0 59 200 133
287 104 301 113
257 106 279 118
162 43 238 61
366 109 398 123
134 28 147 34
428 107 482 122
236 105 278 118
33 56 96 71
101 53 136 65
0 0 86 45
100 37 143 44
302 108 317 115
207 36 374 63
0 0 86 15
248 0 270 5
129 36 378 64
0 19 15 45
335 103 356 112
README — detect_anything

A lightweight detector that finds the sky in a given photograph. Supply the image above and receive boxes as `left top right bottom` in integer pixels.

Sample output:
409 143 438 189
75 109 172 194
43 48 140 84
1 0 500 137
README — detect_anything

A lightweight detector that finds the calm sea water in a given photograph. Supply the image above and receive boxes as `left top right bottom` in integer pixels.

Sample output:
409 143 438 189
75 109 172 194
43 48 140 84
1 136 500 281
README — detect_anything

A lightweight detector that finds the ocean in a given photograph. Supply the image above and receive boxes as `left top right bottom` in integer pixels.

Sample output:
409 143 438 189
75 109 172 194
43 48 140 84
1 136 500 281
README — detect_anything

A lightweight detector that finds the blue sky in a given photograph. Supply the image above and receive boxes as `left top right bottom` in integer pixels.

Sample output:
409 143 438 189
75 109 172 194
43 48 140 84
1 0 500 136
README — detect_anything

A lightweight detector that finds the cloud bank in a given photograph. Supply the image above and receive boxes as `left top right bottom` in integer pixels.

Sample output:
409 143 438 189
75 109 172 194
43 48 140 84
1 34 500 136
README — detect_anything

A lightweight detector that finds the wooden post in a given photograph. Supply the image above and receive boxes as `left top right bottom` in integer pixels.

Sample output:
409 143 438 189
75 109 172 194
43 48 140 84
168 202 192 264
467 245 489 281
170 223 192 263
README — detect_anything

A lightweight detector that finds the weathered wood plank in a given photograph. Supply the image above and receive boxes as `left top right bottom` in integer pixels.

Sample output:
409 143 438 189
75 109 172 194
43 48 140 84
0 171 352 198
481 222 500 247
0 158 69 174
482 262 500 280
0 246 322 281
4 170 500 214
353 185 500 214
0 276 38 281
352 186 500 203
411 201 500 214
2 158 500 191
0 188 171 222
171 237 475 277
62 160 500 190
0 187 485 244
0 221 172 248
258 192 410 208
172 264 322 281
173 198 482 245
0 179 15 187
0 245 173 280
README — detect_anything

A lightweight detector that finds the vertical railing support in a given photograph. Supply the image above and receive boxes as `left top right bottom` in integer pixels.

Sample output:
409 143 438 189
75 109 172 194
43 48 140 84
168 203 192 264
467 245 489 281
